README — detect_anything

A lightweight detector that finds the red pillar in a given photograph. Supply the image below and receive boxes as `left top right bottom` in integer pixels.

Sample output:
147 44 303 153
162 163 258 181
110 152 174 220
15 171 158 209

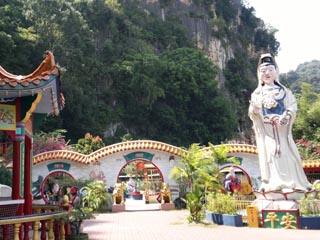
12 140 23 215
24 136 32 214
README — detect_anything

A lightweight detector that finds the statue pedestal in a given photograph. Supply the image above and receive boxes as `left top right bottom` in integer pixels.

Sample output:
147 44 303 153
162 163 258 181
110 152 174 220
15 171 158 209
253 199 298 213
253 189 309 201
252 199 299 229
112 204 125 212
160 203 175 211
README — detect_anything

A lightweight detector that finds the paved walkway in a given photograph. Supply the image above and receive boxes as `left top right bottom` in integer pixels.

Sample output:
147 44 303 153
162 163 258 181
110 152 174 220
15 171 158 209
83 201 320 240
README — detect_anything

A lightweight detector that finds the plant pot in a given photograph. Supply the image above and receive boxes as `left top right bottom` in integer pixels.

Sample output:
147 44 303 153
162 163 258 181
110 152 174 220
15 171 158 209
205 211 223 225
222 214 243 227
132 192 143 200
67 232 89 240
299 216 320 229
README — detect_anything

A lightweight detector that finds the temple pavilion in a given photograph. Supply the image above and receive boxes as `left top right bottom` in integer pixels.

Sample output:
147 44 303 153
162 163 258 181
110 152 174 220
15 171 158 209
0 51 64 216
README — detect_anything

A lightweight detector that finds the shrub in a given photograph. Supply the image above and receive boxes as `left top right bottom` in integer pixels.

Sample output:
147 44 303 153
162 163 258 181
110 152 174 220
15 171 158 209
206 192 237 215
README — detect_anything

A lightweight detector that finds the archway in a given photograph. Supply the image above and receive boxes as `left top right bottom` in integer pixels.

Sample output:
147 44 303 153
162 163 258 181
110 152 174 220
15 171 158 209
117 160 164 204
39 171 78 205
220 165 253 196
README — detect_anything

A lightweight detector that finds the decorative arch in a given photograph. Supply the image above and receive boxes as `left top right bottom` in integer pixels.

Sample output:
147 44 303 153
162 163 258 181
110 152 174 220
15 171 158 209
33 140 186 165
117 159 164 183
39 170 76 204
220 164 253 195
33 141 258 165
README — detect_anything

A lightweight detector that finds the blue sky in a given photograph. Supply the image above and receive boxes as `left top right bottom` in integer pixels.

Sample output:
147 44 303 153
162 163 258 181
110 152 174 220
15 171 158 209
246 0 320 73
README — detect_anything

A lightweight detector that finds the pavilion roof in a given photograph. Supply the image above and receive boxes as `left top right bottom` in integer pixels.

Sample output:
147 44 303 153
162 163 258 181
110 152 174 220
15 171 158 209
0 51 64 115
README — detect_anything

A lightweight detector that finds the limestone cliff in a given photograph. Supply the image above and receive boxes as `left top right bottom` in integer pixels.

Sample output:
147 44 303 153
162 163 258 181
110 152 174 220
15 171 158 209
140 0 276 86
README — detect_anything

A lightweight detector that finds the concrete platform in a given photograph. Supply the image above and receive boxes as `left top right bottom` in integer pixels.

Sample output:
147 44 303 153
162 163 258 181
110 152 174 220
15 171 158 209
160 202 175 210
111 204 125 212
124 197 160 211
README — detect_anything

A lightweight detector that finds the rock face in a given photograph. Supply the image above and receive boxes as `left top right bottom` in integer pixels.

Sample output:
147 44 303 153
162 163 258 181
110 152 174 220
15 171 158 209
140 0 245 81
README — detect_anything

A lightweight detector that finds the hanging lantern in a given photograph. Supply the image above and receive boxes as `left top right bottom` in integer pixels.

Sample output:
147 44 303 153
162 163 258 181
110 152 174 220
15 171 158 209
136 162 144 170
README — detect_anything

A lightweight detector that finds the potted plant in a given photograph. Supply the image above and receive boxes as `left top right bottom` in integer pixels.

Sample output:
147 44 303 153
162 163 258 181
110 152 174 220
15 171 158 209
66 179 111 239
142 180 152 203
205 192 243 227
205 192 223 225
131 178 143 200
67 206 94 240
298 194 320 229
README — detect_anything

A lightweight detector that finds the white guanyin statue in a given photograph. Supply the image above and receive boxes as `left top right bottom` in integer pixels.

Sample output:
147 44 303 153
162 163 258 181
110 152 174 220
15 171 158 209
248 53 312 193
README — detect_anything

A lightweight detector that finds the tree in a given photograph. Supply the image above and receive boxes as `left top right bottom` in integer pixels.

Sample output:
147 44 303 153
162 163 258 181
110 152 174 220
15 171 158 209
81 180 109 210
293 83 320 142
0 0 279 147
156 48 238 146
72 133 105 155
169 143 238 222
0 0 38 72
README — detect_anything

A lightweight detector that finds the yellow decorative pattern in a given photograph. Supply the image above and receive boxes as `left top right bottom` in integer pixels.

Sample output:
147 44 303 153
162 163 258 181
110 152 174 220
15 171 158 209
302 159 320 168
202 144 258 154
33 140 186 165
34 141 256 165
33 140 317 171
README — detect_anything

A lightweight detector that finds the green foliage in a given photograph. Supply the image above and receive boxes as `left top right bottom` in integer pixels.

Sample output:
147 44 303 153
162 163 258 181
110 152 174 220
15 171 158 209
0 0 37 72
72 133 105 155
156 48 238 145
254 28 279 54
185 186 204 223
215 0 237 23
0 164 12 186
282 60 320 93
295 139 320 161
293 83 320 142
298 194 320 217
208 143 239 165
0 0 279 147
170 143 212 193
206 192 237 215
170 143 237 222
67 206 94 236
80 180 109 210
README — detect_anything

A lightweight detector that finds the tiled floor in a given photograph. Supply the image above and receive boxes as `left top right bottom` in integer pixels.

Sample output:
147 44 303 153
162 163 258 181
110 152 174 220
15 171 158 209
83 200 320 240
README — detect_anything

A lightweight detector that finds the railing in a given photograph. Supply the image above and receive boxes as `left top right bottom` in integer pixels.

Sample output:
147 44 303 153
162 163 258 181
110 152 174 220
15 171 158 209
32 204 62 214
234 200 255 223
0 206 70 240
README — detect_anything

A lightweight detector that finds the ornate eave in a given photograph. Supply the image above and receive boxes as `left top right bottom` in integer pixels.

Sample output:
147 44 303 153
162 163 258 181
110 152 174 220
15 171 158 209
0 51 64 116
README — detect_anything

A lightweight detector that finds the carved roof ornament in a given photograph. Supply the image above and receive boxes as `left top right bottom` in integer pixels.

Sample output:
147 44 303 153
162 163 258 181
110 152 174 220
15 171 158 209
0 51 58 87
0 51 64 116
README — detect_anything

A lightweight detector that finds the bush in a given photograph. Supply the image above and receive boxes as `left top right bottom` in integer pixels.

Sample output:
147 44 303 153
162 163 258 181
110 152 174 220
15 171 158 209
298 194 320 216
206 192 237 215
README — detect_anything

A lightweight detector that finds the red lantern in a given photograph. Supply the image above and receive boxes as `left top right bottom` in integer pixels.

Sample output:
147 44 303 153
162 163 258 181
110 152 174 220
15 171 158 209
136 162 144 170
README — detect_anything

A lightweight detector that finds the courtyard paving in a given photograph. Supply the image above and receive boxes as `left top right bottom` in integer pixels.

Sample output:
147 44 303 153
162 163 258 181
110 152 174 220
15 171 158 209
82 199 320 240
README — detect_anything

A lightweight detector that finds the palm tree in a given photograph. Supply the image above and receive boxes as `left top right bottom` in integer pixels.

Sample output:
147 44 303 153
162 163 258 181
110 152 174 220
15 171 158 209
170 143 238 222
